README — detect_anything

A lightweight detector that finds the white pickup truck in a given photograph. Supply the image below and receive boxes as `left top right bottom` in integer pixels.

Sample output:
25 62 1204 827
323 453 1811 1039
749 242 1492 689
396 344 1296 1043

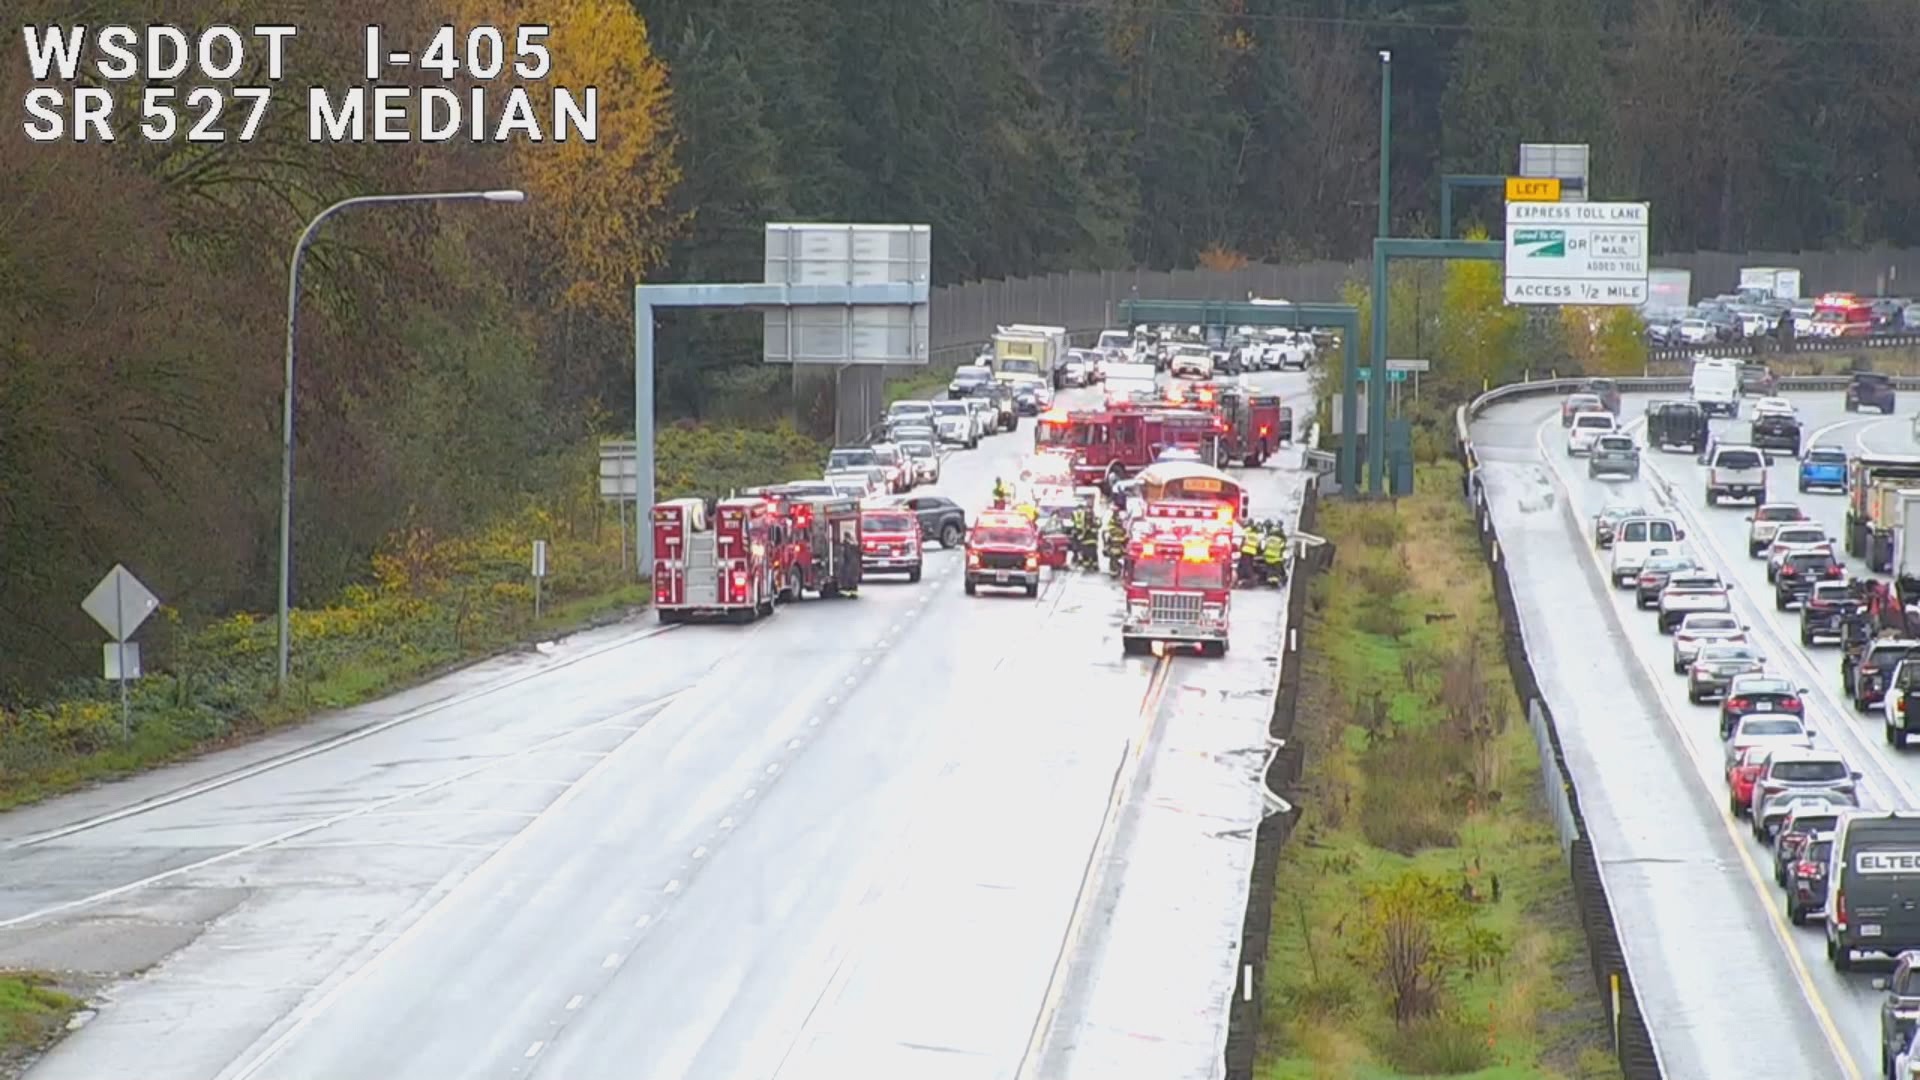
1706 444 1768 506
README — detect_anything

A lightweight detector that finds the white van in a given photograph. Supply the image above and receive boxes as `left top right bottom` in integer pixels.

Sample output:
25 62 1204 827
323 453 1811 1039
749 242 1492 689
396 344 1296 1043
1609 516 1687 587
1691 358 1741 418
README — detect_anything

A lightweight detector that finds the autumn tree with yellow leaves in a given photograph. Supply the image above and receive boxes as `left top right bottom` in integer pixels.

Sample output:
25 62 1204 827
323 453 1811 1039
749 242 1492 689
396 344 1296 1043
460 0 683 318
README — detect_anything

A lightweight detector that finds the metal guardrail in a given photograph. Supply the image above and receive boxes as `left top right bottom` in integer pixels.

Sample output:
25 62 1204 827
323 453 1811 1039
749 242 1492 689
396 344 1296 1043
1649 333 1920 363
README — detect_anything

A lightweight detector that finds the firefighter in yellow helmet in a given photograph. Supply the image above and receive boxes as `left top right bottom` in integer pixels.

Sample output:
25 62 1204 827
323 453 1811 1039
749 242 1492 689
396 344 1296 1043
1239 521 1263 587
1260 521 1289 586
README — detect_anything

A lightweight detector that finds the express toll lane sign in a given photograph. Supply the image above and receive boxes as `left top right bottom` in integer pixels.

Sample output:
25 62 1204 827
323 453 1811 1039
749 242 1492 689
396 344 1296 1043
1504 200 1650 306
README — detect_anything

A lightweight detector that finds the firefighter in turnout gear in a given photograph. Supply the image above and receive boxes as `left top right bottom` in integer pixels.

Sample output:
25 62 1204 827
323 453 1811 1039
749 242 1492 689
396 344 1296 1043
1238 523 1262 587
1260 522 1289 587
1071 506 1099 570
991 477 1011 509
1103 510 1129 577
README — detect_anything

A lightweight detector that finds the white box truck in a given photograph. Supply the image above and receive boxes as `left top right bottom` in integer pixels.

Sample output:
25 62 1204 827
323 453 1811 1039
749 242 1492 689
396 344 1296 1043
1738 267 1803 302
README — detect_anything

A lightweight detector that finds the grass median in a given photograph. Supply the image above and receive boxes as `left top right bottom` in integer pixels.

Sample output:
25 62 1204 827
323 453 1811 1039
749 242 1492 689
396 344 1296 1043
1256 462 1616 1080
0 973 79 1067
0 425 824 811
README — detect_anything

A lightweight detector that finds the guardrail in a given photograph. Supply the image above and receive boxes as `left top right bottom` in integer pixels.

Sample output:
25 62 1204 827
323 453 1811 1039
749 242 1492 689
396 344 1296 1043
1454 377 1671 1078
1649 333 1920 363
1224 476 1320 1080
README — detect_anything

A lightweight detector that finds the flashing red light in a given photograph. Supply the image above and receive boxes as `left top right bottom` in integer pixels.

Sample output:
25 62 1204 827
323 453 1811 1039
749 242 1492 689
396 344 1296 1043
795 506 812 526
1258 425 1270 436
1024 553 1039 571
1215 505 1233 521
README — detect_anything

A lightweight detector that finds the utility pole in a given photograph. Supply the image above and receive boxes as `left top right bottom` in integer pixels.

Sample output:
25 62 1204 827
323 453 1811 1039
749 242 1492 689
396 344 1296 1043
1377 50 1392 240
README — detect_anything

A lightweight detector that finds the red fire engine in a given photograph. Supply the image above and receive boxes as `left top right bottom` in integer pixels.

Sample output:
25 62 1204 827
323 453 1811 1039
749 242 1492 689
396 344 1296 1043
753 488 865 599
651 496 785 623
1164 382 1287 465
1121 501 1235 656
1035 403 1225 488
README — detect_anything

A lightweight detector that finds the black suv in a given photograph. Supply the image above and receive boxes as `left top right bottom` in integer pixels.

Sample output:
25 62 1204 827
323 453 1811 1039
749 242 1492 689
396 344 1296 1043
1751 412 1802 456
1775 551 1841 609
1847 371 1897 414
1799 580 1860 644
1645 400 1708 453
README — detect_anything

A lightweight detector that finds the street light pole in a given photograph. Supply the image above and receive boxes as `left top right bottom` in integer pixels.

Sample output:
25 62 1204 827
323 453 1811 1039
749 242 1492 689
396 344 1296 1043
277 188 527 691
1377 50 1392 240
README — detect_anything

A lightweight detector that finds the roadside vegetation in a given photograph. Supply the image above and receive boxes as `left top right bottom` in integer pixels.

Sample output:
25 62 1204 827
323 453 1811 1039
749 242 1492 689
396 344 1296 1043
1257 462 1616 1080
0 426 823 811
0 974 79 1070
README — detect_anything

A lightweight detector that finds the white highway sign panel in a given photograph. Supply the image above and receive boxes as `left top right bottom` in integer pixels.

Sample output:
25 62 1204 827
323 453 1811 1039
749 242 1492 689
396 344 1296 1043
82 564 159 642
1504 201 1649 306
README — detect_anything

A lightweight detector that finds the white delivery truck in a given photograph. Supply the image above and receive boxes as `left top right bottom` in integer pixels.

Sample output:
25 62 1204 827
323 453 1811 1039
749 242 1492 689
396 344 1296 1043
1738 266 1804 302
1896 490 1920 581
1691 356 1741 418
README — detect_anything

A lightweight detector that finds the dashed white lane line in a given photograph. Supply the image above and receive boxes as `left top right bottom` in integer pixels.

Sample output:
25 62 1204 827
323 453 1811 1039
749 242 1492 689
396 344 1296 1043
742 788 758 801
664 879 683 895
566 995 584 1011
525 1042 545 1059
692 846 709 860
766 763 781 775
602 952 622 969
787 738 802 750
718 816 735 831
634 914 652 930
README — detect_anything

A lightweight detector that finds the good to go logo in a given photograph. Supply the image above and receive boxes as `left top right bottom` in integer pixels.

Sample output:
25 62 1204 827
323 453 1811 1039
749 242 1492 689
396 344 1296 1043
1512 229 1566 258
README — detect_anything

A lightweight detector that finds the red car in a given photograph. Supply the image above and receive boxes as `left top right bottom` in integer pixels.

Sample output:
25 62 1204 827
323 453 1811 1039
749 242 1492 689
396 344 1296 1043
1727 745 1771 818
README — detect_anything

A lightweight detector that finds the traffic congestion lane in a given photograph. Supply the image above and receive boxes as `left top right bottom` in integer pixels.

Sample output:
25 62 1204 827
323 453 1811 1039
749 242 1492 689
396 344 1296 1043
1473 397 1854 1079
15 411 1048 1080
1521 391 1915 1076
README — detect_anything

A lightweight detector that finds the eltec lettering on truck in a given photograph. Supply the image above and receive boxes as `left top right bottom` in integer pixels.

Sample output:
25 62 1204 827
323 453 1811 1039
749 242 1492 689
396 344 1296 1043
1856 851 1920 874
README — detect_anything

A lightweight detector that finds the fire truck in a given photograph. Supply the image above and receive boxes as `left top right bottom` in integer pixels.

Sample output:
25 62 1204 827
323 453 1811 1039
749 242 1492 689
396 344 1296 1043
1165 382 1287 466
753 488 866 599
1120 501 1236 656
651 496 785 623
1035 403 1225 488
964 509 1042 597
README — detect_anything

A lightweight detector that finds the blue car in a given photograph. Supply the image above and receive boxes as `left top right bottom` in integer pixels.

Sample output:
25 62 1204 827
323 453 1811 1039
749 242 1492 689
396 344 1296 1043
1799 445 1848 493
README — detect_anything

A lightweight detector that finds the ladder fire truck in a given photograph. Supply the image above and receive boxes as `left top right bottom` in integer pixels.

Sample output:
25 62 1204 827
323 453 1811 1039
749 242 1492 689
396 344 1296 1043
1120 500 1236 656
650 496 789 623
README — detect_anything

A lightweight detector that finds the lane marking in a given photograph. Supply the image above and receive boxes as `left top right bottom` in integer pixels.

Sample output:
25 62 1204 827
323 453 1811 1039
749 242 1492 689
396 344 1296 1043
525 1041 544 1058
2 691 688 933
1853 415 1902 453
601 952 621 969
7 623 686 850
213 686 695 1080
1016 652 1175 1080
634 915 652 930
1530 407 1863 1079
565 995 584 1011
692 846 708 860
664 879 683 895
